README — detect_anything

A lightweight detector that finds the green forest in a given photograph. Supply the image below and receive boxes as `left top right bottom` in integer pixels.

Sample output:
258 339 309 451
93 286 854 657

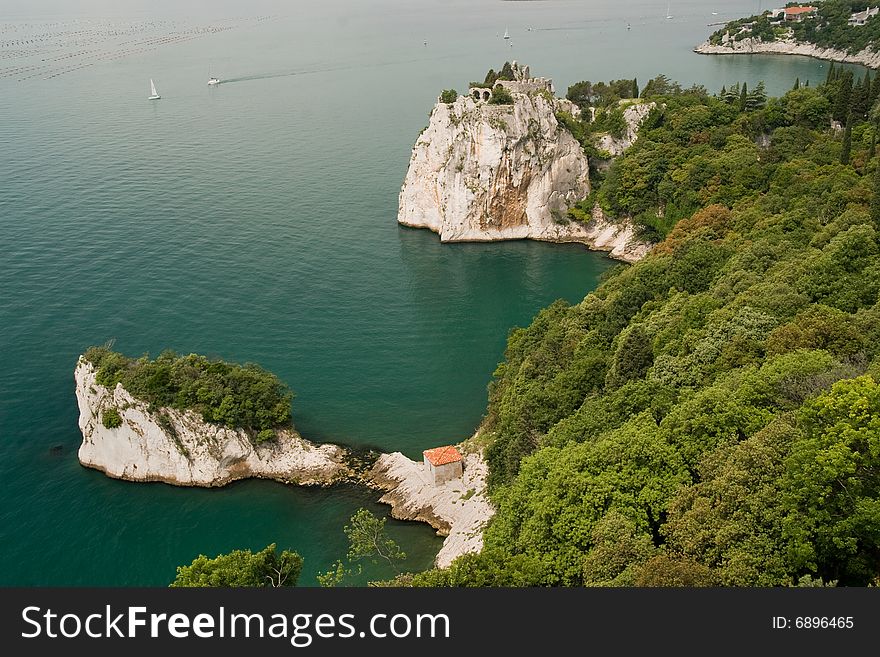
398 70 880 587
710 1 880 54
83 346 294 441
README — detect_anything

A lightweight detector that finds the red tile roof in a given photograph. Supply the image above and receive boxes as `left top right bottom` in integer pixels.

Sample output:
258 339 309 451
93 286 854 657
423 445 463 467
785 6 816 15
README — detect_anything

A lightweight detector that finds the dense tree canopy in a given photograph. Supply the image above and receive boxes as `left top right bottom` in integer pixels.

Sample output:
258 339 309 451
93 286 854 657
564 70 879 242
402 72 880 588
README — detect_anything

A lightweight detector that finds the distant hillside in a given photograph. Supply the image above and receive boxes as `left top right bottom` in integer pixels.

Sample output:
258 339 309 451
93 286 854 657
709 1 880 56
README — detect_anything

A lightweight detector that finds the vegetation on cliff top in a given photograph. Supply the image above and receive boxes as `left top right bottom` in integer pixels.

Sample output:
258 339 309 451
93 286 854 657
397 72 880 587
561 68 878 241
710 1 880 56
83 346 293 439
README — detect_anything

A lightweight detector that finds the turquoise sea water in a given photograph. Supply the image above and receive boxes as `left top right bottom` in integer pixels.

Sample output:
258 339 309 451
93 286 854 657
0 0 867 586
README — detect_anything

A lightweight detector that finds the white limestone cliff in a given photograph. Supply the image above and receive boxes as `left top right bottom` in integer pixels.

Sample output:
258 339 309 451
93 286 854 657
368 450 493 568
695 34 880 69
398 65 653 262
595 101 657 157
75 359 348 487
398 87 590 244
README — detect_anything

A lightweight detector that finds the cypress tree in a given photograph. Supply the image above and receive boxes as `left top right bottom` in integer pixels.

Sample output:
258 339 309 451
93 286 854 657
748 81 767 110
851 78 867 120
723 83 739 105
834 71 854 123
633 78 640 99
872 71 880 104
841 114 853 166
872 166 880 229
870 131 877 161
720 84 727 98
739 82 748 112
794 77 800 90
806 79 810 87
852 72 871 119
826 62 836 85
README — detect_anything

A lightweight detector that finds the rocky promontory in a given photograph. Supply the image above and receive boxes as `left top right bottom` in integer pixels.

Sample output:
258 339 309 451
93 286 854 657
368 449 493 568
398 62 652 261
75 359 349 487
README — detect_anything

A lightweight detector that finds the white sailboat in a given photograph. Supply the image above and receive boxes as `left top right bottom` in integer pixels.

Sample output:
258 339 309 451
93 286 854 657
148 78 160 100
503 27 510 39
666 3 673 19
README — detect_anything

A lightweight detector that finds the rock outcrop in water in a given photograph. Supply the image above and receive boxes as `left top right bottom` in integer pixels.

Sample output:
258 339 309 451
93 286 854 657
75 359 348 487
398 63 651 261
694 34 880 69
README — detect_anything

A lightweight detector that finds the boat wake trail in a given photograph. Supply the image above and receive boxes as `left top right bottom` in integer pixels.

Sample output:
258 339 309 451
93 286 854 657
219 64 351 84
218 51 472 86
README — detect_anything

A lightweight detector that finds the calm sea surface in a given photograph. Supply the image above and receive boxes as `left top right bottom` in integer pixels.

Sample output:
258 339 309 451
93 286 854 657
0 0 865 585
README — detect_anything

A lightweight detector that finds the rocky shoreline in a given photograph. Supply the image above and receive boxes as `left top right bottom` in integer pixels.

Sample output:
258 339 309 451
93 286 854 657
368 450 493 568
76 359 491 567
694 37 880 69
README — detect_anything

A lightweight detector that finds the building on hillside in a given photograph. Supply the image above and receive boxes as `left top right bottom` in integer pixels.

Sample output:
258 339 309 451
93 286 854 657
784 6 818 22
423 445 463 485
849 7 879 26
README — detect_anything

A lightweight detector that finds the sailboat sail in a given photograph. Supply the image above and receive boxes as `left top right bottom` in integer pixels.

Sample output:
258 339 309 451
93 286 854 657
150 79 158 97
503 27 510 39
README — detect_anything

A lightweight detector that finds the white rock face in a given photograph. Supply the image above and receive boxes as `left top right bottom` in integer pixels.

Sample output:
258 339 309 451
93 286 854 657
399 87 592 243
596 101 657 157
399 73 653 262
369 451 493 568
694 35 880 69
75 360 348 487
583 206 652 264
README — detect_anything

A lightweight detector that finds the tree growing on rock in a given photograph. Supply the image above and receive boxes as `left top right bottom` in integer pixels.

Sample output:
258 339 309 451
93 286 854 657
318 508 406 586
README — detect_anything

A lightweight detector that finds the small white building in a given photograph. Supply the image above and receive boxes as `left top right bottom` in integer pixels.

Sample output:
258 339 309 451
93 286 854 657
849 7 879 26
423 445 463 485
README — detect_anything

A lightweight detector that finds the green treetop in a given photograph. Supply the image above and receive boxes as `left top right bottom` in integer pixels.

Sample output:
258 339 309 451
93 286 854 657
171 544 303 587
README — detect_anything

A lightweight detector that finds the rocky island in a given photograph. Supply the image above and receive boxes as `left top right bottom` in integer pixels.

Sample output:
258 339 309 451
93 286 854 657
398 62 652 263
75 347 349 487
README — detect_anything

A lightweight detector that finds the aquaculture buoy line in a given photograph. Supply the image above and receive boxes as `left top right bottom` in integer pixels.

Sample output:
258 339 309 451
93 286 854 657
0 15 276 82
